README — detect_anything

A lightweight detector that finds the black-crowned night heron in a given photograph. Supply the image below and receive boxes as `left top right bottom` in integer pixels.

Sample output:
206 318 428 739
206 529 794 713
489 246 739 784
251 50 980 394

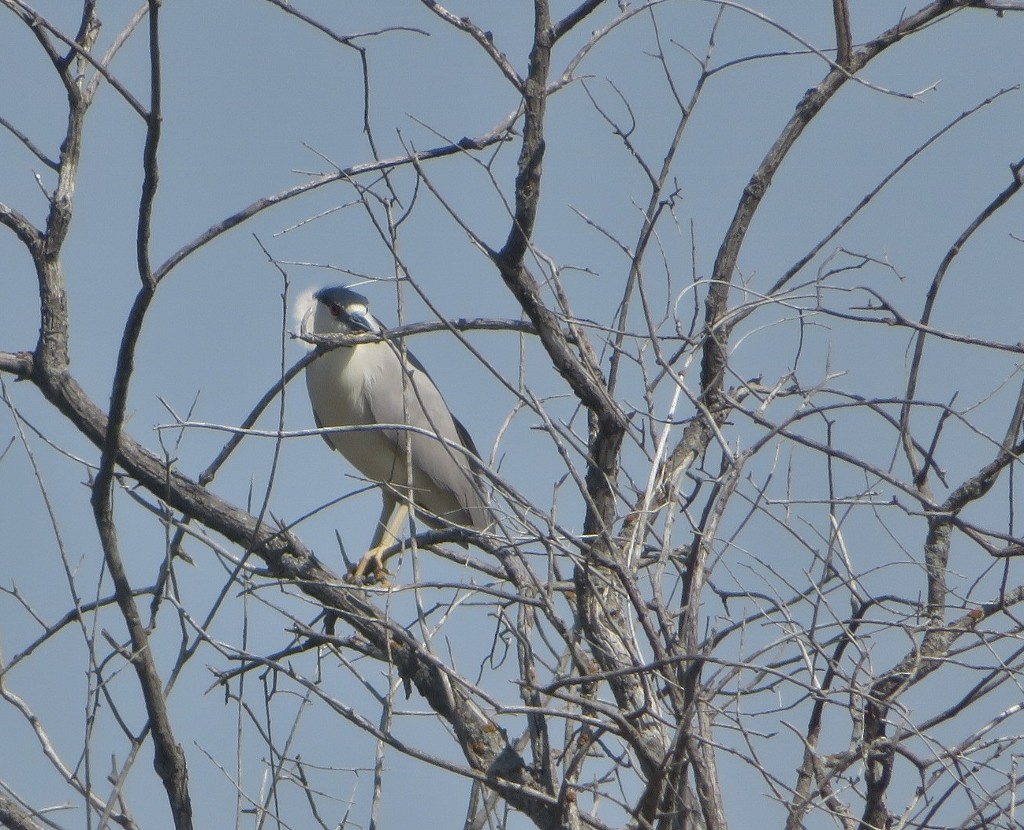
302 285 492 580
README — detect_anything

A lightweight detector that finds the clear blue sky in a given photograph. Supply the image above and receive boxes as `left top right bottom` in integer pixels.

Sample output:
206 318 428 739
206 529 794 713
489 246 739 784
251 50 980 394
2 2 1024 828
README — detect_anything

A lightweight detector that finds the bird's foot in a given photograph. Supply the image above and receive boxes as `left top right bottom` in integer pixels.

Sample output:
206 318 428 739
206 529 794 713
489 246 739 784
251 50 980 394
345 550 389 585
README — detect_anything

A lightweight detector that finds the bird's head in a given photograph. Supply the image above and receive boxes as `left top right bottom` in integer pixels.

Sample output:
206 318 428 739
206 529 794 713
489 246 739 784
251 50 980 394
301 285 383 339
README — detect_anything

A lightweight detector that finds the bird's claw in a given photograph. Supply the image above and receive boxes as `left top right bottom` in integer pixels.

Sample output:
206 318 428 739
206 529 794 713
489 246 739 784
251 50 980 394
344 569 390 587
345 553 390 586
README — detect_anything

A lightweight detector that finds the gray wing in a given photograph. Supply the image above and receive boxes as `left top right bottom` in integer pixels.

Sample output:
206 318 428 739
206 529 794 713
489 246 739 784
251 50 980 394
311 408 335 450
368 348 491 531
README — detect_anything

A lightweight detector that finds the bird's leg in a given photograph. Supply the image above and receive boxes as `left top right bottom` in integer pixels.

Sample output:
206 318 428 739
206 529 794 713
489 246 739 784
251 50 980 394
350 496 409 581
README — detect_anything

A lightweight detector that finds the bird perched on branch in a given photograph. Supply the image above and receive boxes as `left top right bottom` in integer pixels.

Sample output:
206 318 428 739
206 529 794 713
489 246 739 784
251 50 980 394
301 285 492 580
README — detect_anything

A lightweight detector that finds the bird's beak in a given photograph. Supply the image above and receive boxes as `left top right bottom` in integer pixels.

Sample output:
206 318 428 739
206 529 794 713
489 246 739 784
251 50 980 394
346 308 380 335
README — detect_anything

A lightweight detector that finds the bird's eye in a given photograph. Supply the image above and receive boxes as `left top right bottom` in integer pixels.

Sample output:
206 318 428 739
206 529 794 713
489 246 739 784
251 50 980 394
329 302 341 317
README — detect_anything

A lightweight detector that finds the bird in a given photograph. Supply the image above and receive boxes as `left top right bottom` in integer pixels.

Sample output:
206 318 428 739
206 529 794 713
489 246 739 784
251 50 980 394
301 285 492 580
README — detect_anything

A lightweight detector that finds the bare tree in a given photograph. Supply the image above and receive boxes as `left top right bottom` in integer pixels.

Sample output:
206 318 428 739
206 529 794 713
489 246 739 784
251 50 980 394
3 2 1024 829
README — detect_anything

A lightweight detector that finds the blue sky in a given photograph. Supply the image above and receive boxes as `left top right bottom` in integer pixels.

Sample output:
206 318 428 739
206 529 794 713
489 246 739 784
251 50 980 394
2 2 1024 828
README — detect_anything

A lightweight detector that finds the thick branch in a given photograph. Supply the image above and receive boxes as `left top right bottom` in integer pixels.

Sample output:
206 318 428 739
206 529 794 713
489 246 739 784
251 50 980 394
0 794 45 830
419 0 524 90
0 202 43 252
701 0 993 406
901 156 1024 481
832 0 852 69
24 360 561 827
88 6 194 829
